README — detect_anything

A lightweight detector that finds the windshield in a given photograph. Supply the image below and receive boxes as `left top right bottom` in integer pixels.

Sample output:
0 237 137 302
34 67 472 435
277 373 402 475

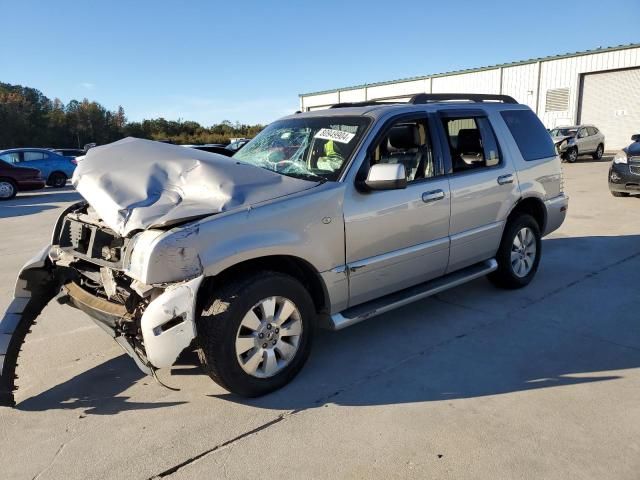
550 128 577 137
233 116 371 181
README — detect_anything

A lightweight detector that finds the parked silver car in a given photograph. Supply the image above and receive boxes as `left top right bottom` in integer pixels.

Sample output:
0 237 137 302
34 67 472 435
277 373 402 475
0 94 568 405
550 125 605 162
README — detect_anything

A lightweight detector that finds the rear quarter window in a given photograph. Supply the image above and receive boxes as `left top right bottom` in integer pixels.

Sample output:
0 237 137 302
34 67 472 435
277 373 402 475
500 110 556 161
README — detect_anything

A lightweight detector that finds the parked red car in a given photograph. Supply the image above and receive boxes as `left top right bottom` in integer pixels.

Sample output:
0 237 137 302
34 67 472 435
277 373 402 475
0 159 46 200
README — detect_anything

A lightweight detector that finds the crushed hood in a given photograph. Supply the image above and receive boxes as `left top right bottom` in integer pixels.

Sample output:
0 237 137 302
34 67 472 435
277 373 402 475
72 137 316 236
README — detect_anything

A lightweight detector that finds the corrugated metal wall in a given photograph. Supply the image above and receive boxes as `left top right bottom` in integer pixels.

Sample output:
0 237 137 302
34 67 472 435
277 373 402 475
300 46 640 147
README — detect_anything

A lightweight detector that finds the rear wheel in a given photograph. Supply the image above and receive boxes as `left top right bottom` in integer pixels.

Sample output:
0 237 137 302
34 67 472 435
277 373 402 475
47 172 67 188
592 144 604 160
611 191 630 197
489 214 541 289
197 271 315 397
0 178 17 200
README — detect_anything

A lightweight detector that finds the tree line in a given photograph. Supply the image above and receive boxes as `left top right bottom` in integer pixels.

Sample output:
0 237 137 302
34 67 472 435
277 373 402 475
0 82 264 149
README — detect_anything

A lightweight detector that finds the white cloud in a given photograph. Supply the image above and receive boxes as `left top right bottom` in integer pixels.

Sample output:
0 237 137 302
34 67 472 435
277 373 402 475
79 82 96 90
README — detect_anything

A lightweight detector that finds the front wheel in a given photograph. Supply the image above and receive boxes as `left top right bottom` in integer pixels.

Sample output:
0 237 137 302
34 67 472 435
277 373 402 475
197 271 315 397
489 214 542 289
565 147 578 163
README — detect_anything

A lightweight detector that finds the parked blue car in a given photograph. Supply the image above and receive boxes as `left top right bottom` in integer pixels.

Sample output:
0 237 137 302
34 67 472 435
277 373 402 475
0 148 76 187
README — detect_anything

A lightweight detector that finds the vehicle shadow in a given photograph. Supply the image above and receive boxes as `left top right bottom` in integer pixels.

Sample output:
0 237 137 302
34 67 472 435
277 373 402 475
0 187 81 218
13 234 640 414
17 355 186 415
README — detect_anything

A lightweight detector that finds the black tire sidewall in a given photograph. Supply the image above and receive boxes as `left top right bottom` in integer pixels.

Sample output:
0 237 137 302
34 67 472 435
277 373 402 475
593 144 603 159
567 148 578 163
198 272 315 397
49 172 66 187
492 214 542 289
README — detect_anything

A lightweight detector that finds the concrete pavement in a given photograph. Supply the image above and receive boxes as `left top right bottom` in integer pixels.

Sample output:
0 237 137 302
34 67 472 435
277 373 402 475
0 160 639 479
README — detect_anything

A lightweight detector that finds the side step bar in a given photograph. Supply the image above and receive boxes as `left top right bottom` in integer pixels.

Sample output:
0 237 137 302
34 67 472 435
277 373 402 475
329 259 497 330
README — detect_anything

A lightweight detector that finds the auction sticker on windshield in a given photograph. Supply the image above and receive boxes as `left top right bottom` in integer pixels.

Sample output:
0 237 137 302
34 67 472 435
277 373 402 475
314 128 355 144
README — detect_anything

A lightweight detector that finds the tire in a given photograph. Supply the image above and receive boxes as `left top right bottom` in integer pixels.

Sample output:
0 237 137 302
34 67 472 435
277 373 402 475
196 271 316 397
592 144 604 160
0 178 17 200
565 147 578 163
47 172 67 188
611 191 629 197
489 214 542 289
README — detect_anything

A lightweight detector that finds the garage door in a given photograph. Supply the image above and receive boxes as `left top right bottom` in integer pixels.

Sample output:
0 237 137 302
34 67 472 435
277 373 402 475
579 68 640 150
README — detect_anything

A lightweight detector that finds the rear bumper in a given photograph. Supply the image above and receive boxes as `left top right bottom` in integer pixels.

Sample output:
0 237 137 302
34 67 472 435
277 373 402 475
544 194 569 236
17 180 46 191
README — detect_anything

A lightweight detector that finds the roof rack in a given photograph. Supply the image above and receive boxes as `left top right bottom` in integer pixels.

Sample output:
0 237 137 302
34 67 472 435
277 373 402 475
329 100 397 109
409 93 518 104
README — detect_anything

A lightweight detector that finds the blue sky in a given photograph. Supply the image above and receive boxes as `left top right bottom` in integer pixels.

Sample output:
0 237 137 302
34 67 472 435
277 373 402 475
1 0 637 125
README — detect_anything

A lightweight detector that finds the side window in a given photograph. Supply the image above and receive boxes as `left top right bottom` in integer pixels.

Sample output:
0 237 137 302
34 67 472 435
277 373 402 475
0 152 21 164
587 126 597 135
578 128 588 138
501 110 556 161
370 118 436 182
23 151 48 161
442 116 500 173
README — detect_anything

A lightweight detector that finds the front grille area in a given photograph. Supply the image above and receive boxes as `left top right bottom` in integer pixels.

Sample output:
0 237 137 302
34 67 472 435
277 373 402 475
58 217 126 268
630 157 640 176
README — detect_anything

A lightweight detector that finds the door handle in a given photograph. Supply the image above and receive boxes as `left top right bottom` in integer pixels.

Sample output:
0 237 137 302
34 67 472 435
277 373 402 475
422 189 445 203
497 174 514 185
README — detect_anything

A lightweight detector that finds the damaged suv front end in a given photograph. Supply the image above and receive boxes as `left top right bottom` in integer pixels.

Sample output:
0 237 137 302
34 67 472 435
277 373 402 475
0 136 323 406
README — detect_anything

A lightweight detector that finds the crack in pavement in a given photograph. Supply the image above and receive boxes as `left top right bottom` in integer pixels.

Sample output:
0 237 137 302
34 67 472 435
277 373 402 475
32 442 66 480
149 248 640 478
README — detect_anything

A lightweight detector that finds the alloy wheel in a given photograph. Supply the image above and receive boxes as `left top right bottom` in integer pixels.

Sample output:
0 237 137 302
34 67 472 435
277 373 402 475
0 181 15 199
511 227 537 278
235 296 303 378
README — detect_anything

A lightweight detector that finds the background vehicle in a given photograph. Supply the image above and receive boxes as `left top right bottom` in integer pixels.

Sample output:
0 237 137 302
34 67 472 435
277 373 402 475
51 148 85 158
0 148 76 187
0 160 45 200
609 134 640 197
550 125 605 163
226 138 250 152
186 144 234 157
0 94 568 406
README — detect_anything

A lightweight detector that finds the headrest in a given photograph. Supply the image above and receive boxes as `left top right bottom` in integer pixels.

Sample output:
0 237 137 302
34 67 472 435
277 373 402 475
388 125 420 150
457 129 482 152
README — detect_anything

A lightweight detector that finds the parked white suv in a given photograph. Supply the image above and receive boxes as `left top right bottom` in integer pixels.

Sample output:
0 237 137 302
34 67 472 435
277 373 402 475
0 94 568 406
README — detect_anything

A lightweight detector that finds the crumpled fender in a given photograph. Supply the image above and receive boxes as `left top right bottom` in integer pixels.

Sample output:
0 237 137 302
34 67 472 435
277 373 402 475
0 246 57 407
140 275 204 368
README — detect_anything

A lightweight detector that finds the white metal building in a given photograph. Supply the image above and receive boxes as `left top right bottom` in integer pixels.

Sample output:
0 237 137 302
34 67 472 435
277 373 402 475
299 44 640 150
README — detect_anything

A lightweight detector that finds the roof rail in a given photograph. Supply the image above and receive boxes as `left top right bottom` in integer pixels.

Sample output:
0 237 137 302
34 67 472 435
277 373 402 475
329 100 400 109
409 93 518 104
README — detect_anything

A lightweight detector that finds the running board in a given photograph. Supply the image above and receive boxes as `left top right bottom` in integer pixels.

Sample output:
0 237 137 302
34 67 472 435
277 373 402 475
329 259 497 330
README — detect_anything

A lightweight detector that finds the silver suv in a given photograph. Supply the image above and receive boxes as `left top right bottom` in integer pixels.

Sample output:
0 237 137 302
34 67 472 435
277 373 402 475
550 124 605 163
0 94 568 405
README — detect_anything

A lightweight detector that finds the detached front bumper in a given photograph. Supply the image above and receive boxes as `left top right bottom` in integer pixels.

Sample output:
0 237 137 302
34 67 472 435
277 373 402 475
0 244 204 407
609 163 640 193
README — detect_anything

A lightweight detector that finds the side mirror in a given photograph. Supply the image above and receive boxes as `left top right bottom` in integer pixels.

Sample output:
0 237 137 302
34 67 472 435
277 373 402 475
631 134 640 142
365 163 407 190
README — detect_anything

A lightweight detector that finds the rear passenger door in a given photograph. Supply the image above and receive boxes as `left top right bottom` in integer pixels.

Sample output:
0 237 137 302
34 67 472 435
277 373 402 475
438 110 520 273
22 151 51 178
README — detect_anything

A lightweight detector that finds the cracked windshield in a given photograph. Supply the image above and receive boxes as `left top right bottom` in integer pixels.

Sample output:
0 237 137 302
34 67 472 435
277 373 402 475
234 116 371 181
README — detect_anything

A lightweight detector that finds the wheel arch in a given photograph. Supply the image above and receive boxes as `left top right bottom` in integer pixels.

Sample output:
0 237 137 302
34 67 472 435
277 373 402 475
198 255 330 315
507 196 547 233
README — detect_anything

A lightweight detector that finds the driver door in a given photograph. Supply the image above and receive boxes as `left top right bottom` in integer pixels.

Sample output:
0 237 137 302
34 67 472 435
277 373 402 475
343 114 451 307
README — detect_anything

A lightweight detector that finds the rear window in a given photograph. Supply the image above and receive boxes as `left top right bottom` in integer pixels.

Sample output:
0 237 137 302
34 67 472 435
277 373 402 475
501 110 556 161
